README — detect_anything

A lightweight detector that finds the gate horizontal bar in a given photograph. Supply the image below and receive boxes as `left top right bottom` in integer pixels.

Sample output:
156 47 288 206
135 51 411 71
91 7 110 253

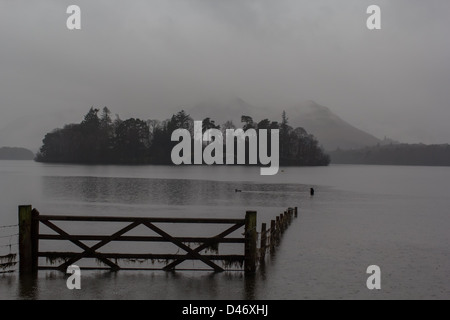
38 215 245 224
39 234 246 243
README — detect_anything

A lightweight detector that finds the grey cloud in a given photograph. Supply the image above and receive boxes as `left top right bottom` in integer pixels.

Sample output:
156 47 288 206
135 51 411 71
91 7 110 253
0 0 449 148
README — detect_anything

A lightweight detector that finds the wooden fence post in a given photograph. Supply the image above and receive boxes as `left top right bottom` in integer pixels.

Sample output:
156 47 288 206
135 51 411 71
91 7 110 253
245 211 257 274
270 220 276 253
259 223 267 264
285 210 289 226
31 209 40 273
276 216 280 241
284 211 288 228
19 205 38 275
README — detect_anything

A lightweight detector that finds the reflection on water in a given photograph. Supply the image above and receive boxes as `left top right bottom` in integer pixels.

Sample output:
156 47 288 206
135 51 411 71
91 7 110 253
18 275 38 300
5 271 260 301
5 251 296 300
41 176 308 208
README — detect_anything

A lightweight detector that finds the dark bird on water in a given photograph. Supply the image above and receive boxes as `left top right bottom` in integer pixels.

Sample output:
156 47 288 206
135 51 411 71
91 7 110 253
310 188 315 196
235 189 242 193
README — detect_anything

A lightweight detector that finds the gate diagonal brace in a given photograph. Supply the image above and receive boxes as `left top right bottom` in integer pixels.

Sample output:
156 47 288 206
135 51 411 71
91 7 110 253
161 222 245 271
59 221 142 271
142 221 226 272
50 221 141 271
41 220 121 271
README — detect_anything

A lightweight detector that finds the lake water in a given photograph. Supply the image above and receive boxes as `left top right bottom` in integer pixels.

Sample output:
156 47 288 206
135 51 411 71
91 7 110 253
0 161 449 300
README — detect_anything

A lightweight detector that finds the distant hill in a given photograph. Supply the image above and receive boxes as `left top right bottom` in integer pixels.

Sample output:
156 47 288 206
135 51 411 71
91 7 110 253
330 144 450 166
189 98 381 151
0 110 84 152
284 101 381 151
0 147 34 160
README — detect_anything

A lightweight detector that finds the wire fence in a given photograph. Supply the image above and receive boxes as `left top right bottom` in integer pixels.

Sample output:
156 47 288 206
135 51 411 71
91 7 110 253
0 224 18 229
0 233 19 239
0 224 19 274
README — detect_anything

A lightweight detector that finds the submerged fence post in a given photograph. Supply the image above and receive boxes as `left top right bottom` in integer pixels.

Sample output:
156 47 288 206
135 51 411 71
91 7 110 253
19 205 39 275
270 220 276 253
19 206 35 275
245 211 257 274
31 209 40 273
259 223 267 264
275 216 281 241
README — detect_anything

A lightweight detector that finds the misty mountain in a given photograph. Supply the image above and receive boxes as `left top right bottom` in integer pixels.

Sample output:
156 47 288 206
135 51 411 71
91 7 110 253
0 147 34 160
189 98 381 151
284 101 381 151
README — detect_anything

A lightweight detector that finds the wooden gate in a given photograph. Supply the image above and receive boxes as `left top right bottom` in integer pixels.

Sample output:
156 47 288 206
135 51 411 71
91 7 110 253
18 206 258 274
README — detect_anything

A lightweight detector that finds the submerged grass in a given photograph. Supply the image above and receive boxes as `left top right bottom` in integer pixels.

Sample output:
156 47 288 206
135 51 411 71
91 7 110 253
0 254 17 271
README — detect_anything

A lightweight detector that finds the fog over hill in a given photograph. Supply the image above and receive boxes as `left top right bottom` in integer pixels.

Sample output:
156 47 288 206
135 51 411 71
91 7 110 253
0 110 84 153
285 101 381 151
0 147 34 160
1 1 450 152
189 98 381 151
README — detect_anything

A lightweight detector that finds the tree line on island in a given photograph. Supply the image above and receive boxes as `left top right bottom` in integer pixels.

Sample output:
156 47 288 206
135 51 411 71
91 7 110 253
35 107 330 166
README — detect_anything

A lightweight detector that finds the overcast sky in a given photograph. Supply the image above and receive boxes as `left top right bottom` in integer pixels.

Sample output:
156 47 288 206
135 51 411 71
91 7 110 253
1 0 449 145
